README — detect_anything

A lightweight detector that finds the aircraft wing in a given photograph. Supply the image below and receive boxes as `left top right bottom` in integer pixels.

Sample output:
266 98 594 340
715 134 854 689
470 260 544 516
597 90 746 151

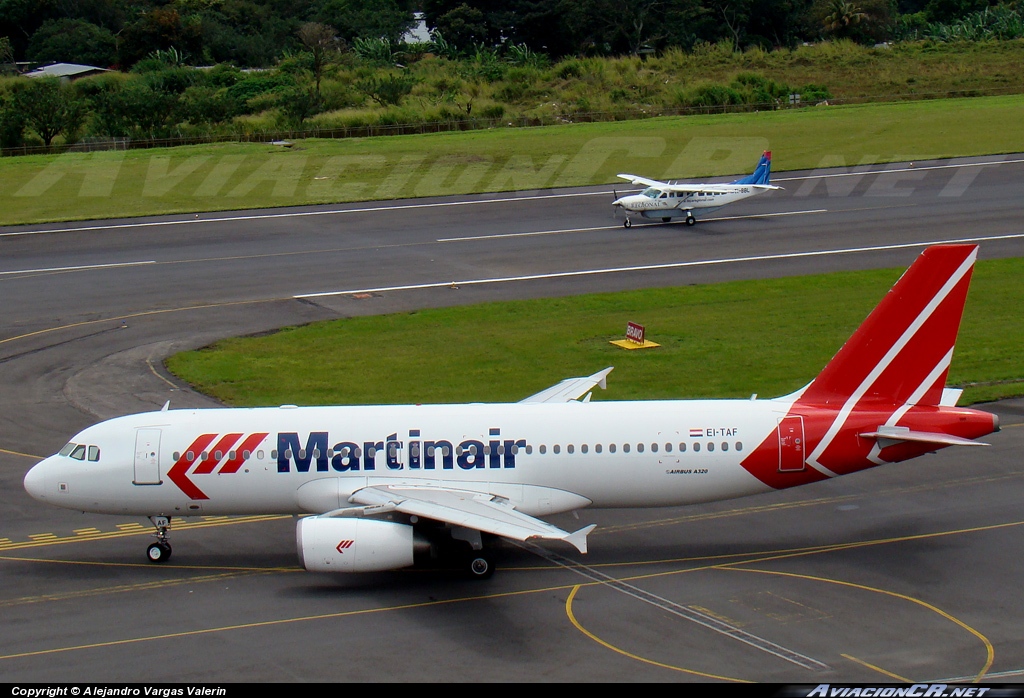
348 484 595 553
617 173 664 187
519 367 613 403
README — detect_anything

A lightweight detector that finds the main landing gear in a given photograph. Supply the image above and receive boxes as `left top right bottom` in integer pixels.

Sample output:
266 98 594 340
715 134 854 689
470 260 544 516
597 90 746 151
466 551 495 580
685 213 696 226
146 515 172 563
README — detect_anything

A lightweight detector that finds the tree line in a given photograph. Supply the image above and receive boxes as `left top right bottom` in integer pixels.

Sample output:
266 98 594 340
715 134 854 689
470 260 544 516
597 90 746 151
2 0 1022 70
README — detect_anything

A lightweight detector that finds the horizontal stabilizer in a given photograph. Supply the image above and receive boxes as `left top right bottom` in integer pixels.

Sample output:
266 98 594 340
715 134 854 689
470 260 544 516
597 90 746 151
860 425 989 447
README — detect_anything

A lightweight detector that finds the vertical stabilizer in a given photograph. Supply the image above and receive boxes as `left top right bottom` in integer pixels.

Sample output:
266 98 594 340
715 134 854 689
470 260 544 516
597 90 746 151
802 244 978 408
732 151 772 185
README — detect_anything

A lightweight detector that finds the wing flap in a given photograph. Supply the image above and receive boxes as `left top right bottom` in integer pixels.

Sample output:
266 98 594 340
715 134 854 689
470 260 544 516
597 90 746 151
349 485 595 553
520 367 613 403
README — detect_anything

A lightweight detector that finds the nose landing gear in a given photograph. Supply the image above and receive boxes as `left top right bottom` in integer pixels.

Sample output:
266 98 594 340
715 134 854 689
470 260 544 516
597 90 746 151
146 515 172 563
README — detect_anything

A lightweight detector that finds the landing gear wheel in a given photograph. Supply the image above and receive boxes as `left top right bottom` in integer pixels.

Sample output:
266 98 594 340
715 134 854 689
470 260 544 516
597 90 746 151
467 553 495 580
685 215 696 226
624 218 632 229
147 542 172 563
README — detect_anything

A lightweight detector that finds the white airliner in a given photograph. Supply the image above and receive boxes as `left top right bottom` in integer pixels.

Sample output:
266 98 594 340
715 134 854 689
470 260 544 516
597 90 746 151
24 245 998 578
613 151 782 227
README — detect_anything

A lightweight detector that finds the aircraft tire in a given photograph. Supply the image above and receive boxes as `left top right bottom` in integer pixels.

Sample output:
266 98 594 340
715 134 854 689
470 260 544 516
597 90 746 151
467 553 495 580
624 219 631 228
147 542 171 563
686 216 696 226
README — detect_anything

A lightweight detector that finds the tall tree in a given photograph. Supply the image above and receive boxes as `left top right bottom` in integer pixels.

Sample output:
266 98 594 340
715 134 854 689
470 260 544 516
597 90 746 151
296 21 337 99
11 77 86 146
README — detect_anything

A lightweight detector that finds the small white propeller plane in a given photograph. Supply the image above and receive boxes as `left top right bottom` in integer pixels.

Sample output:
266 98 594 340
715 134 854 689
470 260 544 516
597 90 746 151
614 151 782 227
24 245 998 579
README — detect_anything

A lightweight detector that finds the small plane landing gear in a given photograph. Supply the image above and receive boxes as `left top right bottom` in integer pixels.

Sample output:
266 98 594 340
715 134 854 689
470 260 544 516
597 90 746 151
685 214 696 226
147 515 172 563
623 218 632 228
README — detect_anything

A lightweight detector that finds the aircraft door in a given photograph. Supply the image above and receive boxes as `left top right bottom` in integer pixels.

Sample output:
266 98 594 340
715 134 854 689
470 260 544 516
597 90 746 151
134 428 162 485
777 416 805 472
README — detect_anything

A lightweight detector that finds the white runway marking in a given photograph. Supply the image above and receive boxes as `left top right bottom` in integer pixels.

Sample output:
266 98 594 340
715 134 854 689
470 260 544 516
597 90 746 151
0 261 157 276
0 191 611 238
437 209 829 242
772 156 1023 182
295 231 1024 299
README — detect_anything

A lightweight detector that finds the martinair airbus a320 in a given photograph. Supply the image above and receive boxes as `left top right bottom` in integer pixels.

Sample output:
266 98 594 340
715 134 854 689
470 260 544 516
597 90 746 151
613 150 782 227
24 245 997 579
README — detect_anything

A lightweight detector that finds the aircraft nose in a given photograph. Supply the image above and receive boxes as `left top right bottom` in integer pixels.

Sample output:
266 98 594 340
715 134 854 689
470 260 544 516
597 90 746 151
23 459 51 502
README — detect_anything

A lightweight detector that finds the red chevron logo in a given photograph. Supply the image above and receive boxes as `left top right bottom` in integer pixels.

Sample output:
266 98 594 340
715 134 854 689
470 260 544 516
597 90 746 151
336 540 354 554
167 433 269 500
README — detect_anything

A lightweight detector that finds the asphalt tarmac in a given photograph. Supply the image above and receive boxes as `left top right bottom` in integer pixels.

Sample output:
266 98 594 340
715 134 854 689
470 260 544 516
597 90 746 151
2 154 1023 682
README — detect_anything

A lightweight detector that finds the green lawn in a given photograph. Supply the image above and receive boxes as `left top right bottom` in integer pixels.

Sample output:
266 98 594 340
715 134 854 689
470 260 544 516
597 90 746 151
167 256 1024 407
3 94 1024 226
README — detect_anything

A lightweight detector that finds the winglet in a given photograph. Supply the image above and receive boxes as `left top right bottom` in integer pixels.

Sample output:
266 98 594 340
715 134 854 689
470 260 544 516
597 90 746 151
563 524 597 554
520 367 614 403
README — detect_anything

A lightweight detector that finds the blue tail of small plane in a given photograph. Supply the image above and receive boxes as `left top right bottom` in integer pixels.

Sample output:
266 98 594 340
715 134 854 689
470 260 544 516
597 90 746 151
731 151 772 186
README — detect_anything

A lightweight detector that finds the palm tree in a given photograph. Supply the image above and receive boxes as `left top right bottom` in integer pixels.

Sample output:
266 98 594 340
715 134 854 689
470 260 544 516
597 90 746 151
822 0 868 37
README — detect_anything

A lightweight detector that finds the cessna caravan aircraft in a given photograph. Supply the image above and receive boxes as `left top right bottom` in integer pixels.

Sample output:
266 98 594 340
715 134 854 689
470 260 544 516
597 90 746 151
614 151 782 227
24 245 997 578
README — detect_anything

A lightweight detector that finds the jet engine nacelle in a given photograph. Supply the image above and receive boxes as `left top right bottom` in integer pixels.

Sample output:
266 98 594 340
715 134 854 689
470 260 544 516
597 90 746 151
296 517 416 573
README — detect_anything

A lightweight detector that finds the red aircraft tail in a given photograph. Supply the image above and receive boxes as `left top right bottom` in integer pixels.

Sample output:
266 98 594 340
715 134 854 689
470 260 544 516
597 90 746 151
740 245 997 489
802 244 978 408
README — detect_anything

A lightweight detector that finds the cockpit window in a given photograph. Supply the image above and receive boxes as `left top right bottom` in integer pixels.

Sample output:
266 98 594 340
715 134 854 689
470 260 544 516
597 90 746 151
59 443 76 457
70 444 87 461
641 187 659 198
88 445 100 462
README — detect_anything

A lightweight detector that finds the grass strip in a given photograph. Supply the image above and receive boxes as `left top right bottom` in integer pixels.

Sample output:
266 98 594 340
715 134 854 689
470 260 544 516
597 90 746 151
166 257 1024 408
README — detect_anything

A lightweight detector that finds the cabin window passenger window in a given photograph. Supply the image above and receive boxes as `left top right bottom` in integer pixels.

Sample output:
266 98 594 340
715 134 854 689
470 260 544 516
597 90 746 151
707 442 715 452
693 443 701 452
173 452 181 461
679 443 687 452
243 450 251 460
595 444 602 453
637 443 644 453
201 451 210 461
609 444 616 453
215 450 223 460
88 446 100 462
581 444 588 454
525 445 532 454
539 445 547 454
567 444 574 454
623 444 630 453
271 450 278 459
721 442 729 452
651 443 658 453
553 445 561 454
665 443 672 452
297 449 306 460
257 450 265 460
735 442 743 452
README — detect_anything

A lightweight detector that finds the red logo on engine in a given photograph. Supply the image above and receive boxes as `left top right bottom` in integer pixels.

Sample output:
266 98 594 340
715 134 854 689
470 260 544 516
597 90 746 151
336 540 354 554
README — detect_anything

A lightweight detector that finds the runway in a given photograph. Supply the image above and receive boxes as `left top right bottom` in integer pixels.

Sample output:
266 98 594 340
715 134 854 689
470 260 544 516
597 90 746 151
2 154 1024 682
